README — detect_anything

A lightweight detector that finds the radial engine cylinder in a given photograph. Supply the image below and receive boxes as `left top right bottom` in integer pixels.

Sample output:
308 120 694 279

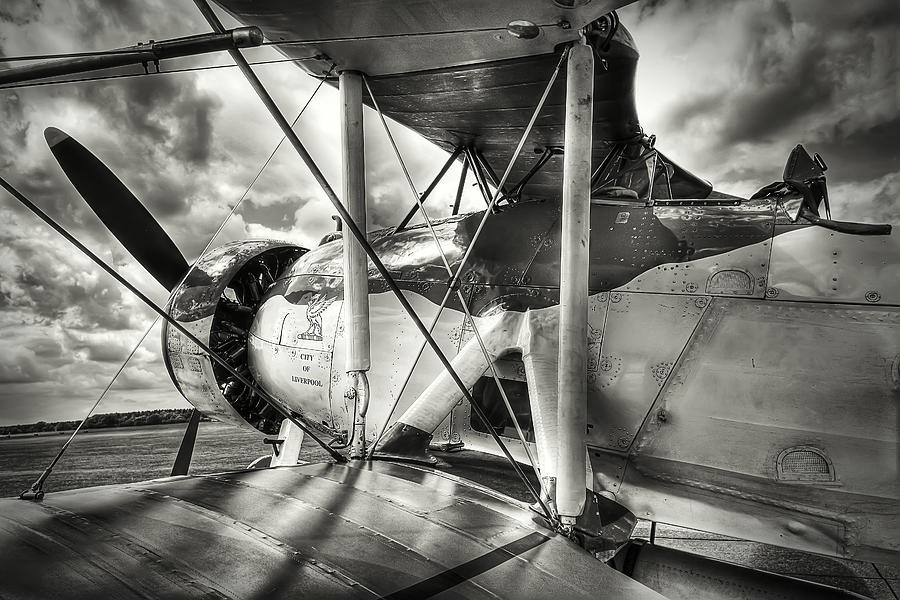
162 240 305 434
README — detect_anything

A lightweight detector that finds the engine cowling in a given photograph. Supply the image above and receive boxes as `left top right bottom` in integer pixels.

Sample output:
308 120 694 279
162 240 306 434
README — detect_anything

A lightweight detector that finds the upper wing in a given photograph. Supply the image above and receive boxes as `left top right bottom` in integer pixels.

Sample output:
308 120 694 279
213 0 642 202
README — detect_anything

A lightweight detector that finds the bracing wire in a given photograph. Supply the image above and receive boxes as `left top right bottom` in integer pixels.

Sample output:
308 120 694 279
362 50 568 519
259 24 560 47
0 24 550 63
362 75 544 480
0 56 319 90
19 317 159 499
196 62 335 254
15 64 337 498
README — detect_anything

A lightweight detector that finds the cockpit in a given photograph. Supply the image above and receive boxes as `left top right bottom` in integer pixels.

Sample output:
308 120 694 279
591 138 714 203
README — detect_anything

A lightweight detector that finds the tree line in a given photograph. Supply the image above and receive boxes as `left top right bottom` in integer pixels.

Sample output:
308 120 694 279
1 409 213 436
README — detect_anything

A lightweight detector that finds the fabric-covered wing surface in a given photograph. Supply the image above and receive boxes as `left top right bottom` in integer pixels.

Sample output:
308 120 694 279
213 0 642 202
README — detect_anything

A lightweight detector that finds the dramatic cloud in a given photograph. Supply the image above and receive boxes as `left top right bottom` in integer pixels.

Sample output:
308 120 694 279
0 0 897 424
620 0 900 221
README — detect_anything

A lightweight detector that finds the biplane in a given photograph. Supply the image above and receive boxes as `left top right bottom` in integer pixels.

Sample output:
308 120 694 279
0 1 897 598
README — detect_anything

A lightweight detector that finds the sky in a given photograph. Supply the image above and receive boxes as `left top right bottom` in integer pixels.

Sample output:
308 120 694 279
0 0 897 425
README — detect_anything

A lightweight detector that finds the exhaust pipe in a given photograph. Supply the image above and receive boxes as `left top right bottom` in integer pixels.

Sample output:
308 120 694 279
610 540 868 600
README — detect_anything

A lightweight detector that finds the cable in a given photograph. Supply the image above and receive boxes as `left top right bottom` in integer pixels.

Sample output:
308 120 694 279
262 23 560 47
0 24 539 63
0 55 319 90
0 47 162 62
14 75 336 498
199 62 335 254
448 46 569 290
363 74 544 481
18 317 160 499
0 174 347 464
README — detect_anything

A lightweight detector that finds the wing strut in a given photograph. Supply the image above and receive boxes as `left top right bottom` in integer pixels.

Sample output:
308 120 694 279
339 70 372 459
191 0 551 515
170 409 202 476
0 176 348 465
393 146 463 232
557 38 594 527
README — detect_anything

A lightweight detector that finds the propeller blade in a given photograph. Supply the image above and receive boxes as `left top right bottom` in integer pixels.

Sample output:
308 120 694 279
171 409 201 476
44 127 189 291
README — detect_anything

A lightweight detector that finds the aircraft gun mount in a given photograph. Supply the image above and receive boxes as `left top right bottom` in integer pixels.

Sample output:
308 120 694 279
163 241 306 434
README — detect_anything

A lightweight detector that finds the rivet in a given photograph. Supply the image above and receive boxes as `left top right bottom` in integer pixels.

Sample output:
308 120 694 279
786 521 806 535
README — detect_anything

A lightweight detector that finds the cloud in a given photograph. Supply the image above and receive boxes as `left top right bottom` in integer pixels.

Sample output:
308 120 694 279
620 0 900 214
0 348 43 383
1 0 897 426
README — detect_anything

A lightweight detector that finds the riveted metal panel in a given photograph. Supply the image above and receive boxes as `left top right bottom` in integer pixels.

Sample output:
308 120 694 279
0 462 667 599
624 297 900 561
586 291 709 451
616 200 775 298
249 274 342 434
767 225 900 305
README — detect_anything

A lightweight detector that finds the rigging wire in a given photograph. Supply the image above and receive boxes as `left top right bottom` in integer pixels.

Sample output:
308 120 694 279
0 55 319 90
18 317 160 499
362 75 544 481
448 46 570 291
199 62 335 253
0 24 544 63
361 51 568 520
0 174 348 464
0 20 564 64
14 64 337 499
262 23 560 47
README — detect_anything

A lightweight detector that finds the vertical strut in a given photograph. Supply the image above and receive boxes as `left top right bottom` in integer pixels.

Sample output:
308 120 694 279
340 70 371 459
393 146 463 232
557 40 594 526
464 146 494 208
192 0 549 511
452 157 469 216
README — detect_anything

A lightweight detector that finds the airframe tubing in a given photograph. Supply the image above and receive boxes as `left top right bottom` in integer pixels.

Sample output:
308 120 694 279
452 157 468 215
340 70 371 458
191 0 548 511
0 27 264 86
557 40 593 523
364 74 542 476
339 71 371 371
464 146 495 207
394 146 463 232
